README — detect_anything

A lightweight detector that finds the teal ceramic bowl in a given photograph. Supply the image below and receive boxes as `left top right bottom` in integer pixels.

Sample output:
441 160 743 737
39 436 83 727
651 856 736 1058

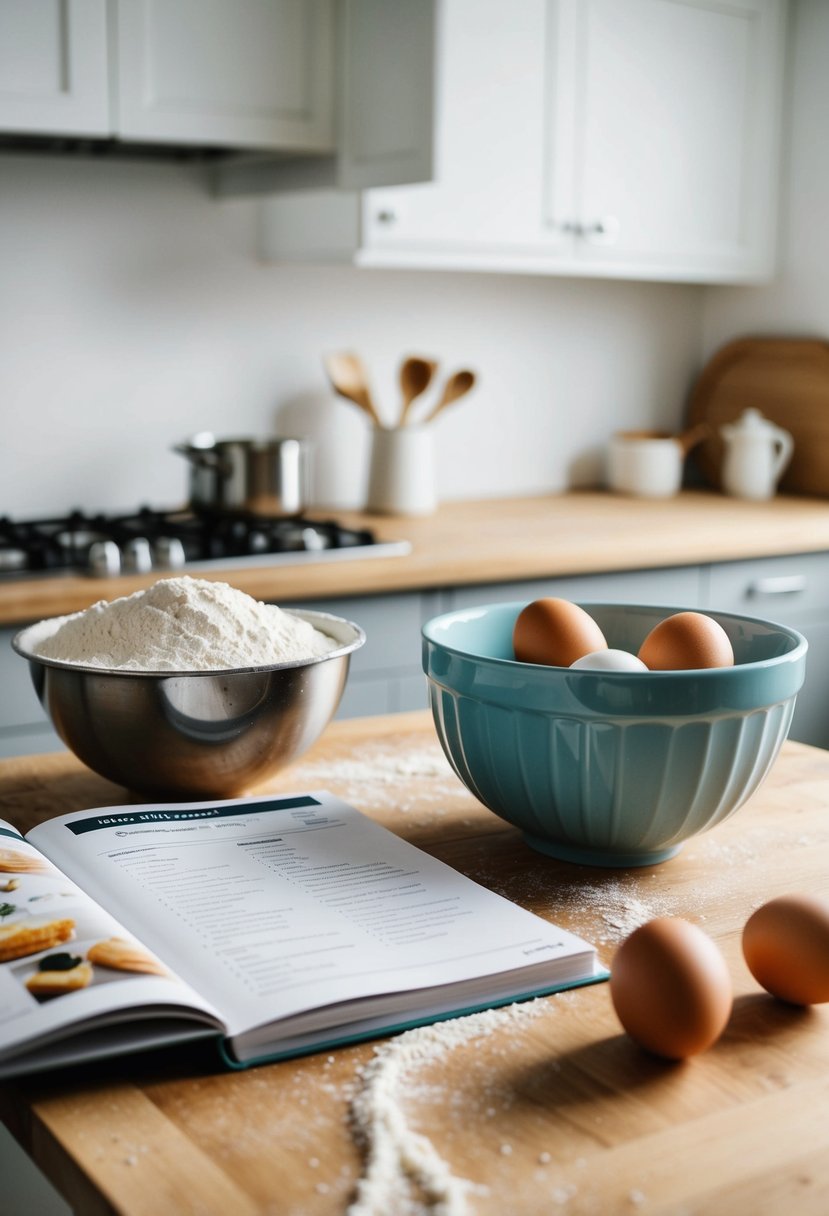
422 602 807 868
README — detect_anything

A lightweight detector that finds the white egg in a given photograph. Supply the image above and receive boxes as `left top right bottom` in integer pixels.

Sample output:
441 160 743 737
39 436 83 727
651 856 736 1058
569 649 648 672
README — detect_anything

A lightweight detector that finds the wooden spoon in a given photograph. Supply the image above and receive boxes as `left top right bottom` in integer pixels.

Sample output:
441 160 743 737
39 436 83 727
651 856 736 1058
423 369 477 423
323 352 382 427
675 422 712 455
399 356 438 425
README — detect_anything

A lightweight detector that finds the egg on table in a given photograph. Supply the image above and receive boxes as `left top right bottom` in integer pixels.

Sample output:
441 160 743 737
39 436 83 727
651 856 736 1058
513 598 608 667
742 893 829 1005
638 611 735 671
610 917 733 1060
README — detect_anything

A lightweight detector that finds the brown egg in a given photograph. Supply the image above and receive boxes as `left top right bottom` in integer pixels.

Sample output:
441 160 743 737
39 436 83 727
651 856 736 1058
742 893 829 1005
610 917 732 1059
513 598 607 667
638 611 734 671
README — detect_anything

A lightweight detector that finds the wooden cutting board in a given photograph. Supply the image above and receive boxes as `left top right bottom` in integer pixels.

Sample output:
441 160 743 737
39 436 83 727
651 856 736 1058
687 337 829 496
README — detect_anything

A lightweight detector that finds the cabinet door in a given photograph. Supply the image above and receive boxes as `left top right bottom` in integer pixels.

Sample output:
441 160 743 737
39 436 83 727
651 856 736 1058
338 0 436 190
705 553 829 749
0 627 64 756
361 0 569 259
558 0 785 281
114 0 335 150
449 566 704 614
298 592 433 719
0 0 110 136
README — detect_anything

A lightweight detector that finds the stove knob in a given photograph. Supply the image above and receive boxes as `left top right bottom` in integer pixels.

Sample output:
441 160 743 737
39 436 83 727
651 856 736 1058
0 548 28 573
248 531 271 553
123 537 153 574
301 527 328 552
153 536 186 570
88 540 122 578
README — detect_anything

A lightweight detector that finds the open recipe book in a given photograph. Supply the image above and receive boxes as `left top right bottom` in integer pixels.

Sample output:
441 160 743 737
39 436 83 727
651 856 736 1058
0 792 607 1079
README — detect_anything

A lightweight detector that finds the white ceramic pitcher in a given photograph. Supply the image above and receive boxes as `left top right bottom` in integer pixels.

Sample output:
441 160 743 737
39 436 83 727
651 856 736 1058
720 409 794 501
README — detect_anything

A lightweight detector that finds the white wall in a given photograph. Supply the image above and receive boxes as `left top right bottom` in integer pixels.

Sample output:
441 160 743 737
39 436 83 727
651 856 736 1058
0 152 703 517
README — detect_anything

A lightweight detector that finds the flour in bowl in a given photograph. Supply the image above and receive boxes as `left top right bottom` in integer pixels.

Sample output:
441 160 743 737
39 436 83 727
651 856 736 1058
29 576 340 671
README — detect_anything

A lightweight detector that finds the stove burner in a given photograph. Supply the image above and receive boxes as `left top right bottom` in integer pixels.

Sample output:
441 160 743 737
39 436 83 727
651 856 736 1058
0 508 409 579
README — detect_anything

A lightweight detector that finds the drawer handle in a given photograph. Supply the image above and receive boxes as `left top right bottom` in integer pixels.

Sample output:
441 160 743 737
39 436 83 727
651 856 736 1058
748 576 807 597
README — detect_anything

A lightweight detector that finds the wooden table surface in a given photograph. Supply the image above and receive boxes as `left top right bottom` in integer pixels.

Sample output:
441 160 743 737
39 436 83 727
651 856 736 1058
3 710 829 1215
4 489 829 626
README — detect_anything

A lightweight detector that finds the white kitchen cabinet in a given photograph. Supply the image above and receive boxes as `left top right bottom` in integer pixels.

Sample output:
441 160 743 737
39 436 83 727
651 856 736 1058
0 0 436 181
545 0 786 281
0 0 110 137
0 0 336 153
262 0 787 284
213 0 437 194
114 0 334 151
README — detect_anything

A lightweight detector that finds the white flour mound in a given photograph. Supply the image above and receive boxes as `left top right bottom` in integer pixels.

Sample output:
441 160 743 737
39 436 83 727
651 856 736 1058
30 576 339 671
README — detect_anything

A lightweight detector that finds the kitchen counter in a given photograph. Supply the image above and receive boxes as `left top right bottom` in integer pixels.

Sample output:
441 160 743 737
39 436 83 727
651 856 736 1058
3 489 829 626
3 710 829 1214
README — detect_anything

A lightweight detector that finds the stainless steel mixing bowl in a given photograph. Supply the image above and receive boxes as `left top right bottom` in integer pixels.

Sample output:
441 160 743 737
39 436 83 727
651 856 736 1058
12 609 365 799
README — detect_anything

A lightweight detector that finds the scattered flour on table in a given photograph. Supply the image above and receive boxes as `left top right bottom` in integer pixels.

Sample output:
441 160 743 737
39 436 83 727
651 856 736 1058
289 739 468 813
28 576 339 671
347 1000 547 1216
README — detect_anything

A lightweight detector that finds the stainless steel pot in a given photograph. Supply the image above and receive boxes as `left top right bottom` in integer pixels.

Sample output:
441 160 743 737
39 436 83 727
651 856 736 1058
174 435 311 517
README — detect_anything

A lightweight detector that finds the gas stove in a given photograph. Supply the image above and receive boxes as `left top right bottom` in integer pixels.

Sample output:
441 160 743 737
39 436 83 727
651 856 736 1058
0 507 410 579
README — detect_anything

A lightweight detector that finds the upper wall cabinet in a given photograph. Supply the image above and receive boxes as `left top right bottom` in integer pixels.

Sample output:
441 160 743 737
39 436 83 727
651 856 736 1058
0 0 110 136
114 0 334 150
261 0 788 284
0 0 336 152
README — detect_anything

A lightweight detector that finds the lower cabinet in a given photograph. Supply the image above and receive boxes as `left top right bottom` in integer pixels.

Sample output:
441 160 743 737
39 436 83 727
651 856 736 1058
302 590 445 719
308 564 704 725
447 566 703 614
2 550 827 756
704 552 829 749
0 626 63 758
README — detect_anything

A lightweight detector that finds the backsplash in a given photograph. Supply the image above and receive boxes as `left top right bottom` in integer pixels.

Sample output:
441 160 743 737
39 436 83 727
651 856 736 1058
0 153 702 518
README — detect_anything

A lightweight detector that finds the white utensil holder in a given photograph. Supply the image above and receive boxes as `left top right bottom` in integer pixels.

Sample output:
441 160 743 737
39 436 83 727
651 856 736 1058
366 425 437 516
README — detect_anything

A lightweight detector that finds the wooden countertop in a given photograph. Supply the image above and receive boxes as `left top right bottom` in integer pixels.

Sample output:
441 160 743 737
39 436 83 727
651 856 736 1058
3 489 829 626
3 710 829 1214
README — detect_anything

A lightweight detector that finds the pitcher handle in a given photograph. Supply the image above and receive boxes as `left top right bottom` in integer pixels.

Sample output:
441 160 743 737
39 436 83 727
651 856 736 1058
772 427 795 481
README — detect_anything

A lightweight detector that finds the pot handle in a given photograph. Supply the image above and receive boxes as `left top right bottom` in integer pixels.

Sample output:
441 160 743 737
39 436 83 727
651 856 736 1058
172 443 226 472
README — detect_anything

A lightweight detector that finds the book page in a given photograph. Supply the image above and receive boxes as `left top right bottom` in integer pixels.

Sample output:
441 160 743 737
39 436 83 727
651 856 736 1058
0 821 221 1066
29 793 598 1040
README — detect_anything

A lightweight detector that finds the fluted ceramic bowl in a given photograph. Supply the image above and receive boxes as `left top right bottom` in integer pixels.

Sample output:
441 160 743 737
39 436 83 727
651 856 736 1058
13 609 365 799
422 602 807 867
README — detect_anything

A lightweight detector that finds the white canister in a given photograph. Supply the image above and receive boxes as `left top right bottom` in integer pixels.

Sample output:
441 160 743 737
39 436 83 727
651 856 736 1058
607 431 684 499
366 425 437 516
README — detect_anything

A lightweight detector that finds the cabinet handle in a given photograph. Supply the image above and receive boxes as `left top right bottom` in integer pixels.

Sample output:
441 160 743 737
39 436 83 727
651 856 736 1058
375 209 397 225
747 576 807 597
558 217 621 243
583 216 620 244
